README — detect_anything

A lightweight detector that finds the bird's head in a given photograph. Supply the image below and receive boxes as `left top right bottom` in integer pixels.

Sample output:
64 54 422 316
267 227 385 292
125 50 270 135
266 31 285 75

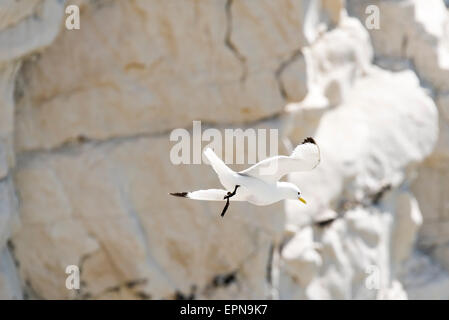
278 182 307 204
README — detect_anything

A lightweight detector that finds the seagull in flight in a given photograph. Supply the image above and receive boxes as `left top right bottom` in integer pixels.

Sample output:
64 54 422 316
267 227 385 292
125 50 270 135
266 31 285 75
170 137 320 217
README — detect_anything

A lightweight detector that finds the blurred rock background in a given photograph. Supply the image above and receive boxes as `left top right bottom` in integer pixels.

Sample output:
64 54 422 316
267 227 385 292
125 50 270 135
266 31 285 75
0 0 448 299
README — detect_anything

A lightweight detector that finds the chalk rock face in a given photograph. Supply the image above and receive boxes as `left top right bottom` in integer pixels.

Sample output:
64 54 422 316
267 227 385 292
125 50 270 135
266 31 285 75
347 0 449 290
0 247 22 299
0 0 448 300
13 0 323 152
286 68 437 225
0 177 20 299
282 16 373 145
0 64 18 180
0 0 67 300
399 250 449 300
281 67 437 299
348 0 449 90
0 0 65 63
13 134 284 299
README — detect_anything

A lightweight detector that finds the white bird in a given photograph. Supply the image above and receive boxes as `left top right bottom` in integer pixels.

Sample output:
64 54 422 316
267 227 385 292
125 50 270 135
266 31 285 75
170 137 320 217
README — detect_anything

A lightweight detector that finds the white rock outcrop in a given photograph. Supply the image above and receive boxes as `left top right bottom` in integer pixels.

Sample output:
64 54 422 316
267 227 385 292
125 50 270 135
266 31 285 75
348 0 449 298
281 62 438 299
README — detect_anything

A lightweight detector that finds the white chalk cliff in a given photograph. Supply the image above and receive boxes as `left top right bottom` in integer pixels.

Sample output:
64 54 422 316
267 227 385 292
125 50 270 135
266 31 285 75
0 0 448 299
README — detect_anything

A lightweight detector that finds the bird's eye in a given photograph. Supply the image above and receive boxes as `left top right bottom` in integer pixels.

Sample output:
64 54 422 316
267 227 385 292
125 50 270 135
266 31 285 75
297 192 300 195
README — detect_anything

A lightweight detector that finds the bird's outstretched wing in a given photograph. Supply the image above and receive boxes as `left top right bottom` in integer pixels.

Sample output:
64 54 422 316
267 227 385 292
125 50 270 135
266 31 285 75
239 137 320 183
170 189 245 201
203 148 235 189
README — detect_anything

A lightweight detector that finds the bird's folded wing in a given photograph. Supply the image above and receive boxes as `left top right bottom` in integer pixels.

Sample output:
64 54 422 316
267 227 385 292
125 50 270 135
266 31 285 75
239 138 320 183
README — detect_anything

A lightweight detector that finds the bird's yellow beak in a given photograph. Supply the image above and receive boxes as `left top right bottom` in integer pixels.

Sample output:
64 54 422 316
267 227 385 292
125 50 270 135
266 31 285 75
299 197 307 204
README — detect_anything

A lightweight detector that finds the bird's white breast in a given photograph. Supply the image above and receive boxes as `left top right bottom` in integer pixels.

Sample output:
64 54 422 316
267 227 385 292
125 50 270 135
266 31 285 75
236 174 283 206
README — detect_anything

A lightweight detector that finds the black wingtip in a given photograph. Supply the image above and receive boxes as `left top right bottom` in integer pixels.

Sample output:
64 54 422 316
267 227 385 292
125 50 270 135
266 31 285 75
169 192 188 198
315 218 337 228
302 137 316 145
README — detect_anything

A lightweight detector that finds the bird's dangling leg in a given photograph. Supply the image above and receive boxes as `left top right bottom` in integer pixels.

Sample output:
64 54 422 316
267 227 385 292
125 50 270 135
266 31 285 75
220 198 230 217
220 185 240 218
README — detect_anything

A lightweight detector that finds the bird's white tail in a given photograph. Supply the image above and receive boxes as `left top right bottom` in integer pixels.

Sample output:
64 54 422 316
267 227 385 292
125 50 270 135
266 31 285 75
170 189 227 201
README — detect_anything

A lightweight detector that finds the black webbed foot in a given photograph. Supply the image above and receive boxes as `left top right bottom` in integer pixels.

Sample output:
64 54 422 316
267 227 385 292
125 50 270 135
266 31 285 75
224 185 240 200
